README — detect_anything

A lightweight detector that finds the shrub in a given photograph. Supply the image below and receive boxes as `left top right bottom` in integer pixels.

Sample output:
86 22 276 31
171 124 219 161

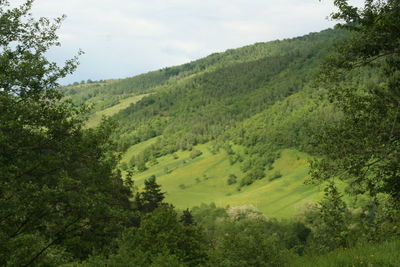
240 176 255 187
227 174 237 185
190 149 203 159
269 171 282 181
248 168 265 180
223 144 234 155
226 205 265 221
164 167 173 174
240 159 252 172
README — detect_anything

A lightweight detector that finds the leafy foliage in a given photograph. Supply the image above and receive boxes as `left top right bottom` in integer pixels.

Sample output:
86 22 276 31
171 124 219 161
304 182 351 252
310 0 400 202
80 205 208 267
208 220 290 267
0 1 132 265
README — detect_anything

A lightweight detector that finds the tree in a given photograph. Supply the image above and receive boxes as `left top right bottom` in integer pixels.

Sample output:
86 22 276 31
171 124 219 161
227 174 237 185
209 220 289 267
307 182 351 252
135 175 165 213
80 205 207 267
311 0 400 203
180 209 196 226
0 1 132 265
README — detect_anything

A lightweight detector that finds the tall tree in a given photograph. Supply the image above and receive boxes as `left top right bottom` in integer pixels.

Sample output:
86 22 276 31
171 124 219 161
180 209 196 226
135 175 165 213
311 0 400 203
0 1 132 265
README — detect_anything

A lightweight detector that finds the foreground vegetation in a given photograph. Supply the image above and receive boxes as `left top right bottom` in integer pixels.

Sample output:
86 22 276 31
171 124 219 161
292 240 400 267
72 185 400 266
1 0 399 266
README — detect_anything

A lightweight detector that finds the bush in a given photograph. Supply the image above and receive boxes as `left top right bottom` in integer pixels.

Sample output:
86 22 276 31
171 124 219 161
227 174 237 185
248 168 265 180
240 159 252 172
229 154 243 165
226 205 265 221
190 149 203 159
269 171 282 181
223 144 234 155
240 176 255 187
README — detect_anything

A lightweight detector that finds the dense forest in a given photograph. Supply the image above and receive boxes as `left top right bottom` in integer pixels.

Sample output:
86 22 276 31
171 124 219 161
1 0 399 266
65 29 348 171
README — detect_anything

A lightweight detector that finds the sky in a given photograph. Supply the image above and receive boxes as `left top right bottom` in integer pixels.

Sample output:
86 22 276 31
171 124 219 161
14 0 364 84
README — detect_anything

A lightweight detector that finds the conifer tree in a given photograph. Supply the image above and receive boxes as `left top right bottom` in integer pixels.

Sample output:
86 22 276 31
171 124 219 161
135 175 165 213
180 209 196 226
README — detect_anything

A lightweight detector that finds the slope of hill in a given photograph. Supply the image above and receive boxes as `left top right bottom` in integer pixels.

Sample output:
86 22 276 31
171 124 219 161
110 29 346 153
121 141 322 218
61 28 351 217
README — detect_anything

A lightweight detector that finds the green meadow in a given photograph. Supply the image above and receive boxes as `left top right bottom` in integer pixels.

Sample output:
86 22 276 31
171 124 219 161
86 93 150 127
121 140 324 219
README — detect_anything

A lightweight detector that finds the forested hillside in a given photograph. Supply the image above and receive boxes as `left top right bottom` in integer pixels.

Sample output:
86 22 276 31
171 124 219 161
61 29 353 216
65 30 343 157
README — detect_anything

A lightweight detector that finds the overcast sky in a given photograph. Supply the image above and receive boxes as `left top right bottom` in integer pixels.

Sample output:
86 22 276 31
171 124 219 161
15 0 364 84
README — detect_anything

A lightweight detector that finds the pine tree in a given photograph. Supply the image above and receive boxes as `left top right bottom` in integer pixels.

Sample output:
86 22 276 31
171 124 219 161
136 175 165 213
180 209 196 226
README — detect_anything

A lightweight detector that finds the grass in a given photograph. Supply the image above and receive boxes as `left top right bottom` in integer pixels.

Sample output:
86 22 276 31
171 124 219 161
86 93 150 127
123 142 325 219
291 240 400 266
120 137 159 165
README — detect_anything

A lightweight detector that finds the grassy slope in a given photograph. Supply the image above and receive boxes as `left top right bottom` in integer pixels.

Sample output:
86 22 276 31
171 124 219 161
86 94 150 127
121 141 323 219
121 137 159 164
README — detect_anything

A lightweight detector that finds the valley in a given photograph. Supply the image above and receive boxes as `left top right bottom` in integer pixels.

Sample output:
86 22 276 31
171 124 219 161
62 29 347 218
